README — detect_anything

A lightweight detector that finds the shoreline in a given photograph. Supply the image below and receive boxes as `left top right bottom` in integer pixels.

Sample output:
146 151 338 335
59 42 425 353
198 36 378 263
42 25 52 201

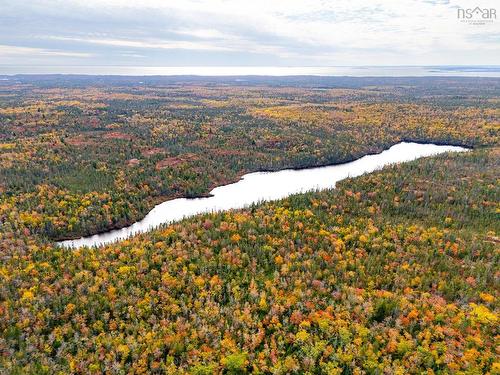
56 140 472 246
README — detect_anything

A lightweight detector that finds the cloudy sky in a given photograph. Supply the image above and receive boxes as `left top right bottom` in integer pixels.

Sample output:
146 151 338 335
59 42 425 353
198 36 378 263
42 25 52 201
0 0 498 73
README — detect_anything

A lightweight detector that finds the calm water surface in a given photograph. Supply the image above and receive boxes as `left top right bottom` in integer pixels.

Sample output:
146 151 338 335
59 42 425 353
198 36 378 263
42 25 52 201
59 142 467 248
2 66 500 77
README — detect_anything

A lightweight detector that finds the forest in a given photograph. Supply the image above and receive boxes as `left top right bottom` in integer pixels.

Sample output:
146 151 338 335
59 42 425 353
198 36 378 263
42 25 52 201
0 76 498 373
0 76 498 240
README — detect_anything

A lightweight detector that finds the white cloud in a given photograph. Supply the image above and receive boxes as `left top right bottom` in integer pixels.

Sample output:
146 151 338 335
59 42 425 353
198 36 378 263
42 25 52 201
171 28 232 40
49 36 232 52
0 44 92 57
1 0 499 66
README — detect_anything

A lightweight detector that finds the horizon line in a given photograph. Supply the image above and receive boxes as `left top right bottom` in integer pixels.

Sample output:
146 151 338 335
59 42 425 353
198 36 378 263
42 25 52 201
1 65 500 78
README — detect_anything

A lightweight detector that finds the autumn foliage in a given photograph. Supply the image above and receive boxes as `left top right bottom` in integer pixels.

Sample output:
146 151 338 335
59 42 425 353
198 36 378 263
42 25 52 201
1 77 498 240
0 77 498 373
0 147 498 373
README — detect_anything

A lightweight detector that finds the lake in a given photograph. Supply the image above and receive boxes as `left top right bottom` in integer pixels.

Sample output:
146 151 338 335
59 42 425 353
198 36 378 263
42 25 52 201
59 142 468 248
2 66 500 77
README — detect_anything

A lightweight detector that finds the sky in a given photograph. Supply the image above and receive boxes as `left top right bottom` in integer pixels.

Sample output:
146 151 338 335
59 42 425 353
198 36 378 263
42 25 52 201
0 0 499 73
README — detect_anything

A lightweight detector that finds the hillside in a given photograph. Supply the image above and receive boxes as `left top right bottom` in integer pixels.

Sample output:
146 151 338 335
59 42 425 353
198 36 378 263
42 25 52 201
1 147 498 374
1 77 498 241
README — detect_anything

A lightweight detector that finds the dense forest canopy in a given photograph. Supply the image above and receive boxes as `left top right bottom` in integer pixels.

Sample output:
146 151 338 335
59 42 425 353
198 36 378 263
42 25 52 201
0 76 498 240
0 76 498 373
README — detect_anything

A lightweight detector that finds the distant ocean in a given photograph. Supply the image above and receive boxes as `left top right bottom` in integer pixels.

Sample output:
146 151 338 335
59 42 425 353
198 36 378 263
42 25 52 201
1 66 500 77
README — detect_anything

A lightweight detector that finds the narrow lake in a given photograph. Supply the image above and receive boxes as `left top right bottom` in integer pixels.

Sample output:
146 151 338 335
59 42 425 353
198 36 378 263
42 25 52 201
59 142 467 248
